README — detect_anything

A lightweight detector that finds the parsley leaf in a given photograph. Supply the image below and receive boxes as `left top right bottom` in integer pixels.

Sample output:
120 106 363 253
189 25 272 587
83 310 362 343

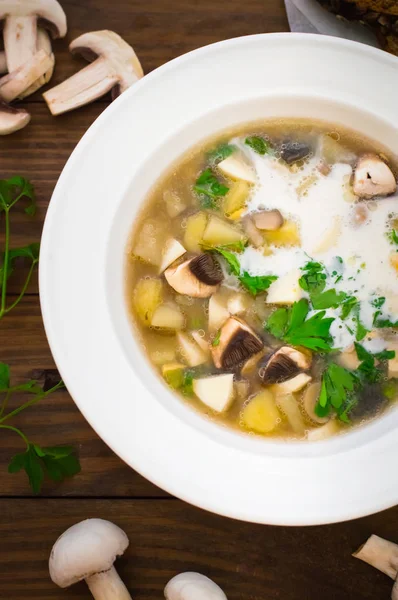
207 143 236 164
194 168 229 208
204 244 277 296
371 296 386 309
353 342 393 384
212 330 221 347
388 229 398 246
299 261 326 294
315 363 357 420
8 444 80 494
340 295 358 319
265 299 335 352
311 288 345 310
374 316 398 328
0 362 10 390
245 136 271 155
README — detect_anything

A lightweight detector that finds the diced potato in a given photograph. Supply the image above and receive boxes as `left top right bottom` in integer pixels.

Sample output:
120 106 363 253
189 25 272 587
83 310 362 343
390 252 398 274
208 293 230 332
202 215 246 247
133 278 163 326
223 180 250 217
320 135 356 165
263 220 300 247
235 379 250 399
159 238 186 273
162 363 185 388
241 390 280 434
227 292 252 315
184 212 208 252
312 216 342 255
133 219 167 266
164 190 187 218
191 331 210 356
218 156 257 183
266 269 303 305
193 373 235 413
307 419 340 441
150 347 176 365
270 373 312 395
276 394 305 434
228 208 245 221
151 303 185 330
177 332 208 367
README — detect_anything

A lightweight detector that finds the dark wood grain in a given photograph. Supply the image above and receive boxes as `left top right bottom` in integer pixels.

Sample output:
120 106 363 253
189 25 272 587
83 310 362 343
0 499 396 600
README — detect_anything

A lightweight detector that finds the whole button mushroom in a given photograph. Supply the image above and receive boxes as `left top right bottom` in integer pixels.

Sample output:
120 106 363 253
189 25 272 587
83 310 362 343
49 518 132 600
165 572 228 600
44 30 144 115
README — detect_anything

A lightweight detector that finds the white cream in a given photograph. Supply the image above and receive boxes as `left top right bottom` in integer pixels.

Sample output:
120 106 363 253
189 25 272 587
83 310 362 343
234 141 398 350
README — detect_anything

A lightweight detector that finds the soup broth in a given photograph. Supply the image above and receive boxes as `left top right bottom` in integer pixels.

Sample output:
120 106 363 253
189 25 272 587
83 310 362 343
126 119 398 441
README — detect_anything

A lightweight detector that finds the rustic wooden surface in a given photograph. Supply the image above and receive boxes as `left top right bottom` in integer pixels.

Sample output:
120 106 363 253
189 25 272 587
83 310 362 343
0 1 396 599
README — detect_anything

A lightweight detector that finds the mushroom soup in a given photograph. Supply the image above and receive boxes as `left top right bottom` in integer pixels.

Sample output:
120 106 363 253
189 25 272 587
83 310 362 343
126 120 398 441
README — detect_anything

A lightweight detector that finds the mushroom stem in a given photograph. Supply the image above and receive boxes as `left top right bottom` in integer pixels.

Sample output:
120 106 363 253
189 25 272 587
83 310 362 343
44 59 118 115
3 15 37 71
353 535 398 580
0 48 53 102
86 566 132 600
20 28 55 98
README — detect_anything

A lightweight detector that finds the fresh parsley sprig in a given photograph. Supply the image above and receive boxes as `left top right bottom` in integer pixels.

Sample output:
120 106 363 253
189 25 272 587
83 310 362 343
207 143 236 164
265 298 335 352
0 363 81 494
245 136 271 156
315 363 357 422
193 168 229 209
203 243 277 296
0 177 40 319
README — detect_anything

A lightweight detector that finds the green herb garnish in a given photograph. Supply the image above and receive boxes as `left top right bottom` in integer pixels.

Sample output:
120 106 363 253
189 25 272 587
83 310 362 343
194 168 229 209
388 229 398 246
212 330 221 346
207 143 236 164
0 177 39 319
340 295 358 319
245 136 271 155
265 298 335 352
354 343 394 384
299 261 347 310
315 363 357 421
0 363 80 494
204 244 277 296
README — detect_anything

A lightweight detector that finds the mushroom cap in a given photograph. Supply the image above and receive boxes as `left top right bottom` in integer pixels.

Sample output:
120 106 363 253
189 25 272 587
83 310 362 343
211 316 264 370
70 30 144 93
0 102 30 135
49 518 129 588
165 572 227 600
0 0 67 38
165 256 220 298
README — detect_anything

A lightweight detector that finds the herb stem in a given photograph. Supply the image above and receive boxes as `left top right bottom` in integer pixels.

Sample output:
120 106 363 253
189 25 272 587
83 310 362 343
4 259 38 315
0 390 11 418
0 424 29 448
0 207 10 319
0 381 64 424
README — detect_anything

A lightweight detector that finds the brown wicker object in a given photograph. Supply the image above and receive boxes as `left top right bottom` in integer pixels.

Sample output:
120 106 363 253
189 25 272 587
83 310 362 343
318 0 398 54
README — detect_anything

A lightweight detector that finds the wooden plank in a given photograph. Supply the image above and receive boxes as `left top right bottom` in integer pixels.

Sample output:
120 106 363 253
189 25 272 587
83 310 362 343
0 296 167 497
0 499 396 599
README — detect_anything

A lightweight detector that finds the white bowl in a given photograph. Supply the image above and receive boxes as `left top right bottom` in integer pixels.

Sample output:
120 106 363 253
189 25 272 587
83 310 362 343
40 33 398 525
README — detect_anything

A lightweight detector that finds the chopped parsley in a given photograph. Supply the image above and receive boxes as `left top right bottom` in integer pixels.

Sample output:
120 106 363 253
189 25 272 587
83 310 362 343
299 261 348 310
203 244 278 296
193 168 229 209
245 136 271 155
265 298 335 352
340 295 358 319
388 228 398 246
354 342 395 385
207 143 236 164
315 363 357 421
212 330 221 347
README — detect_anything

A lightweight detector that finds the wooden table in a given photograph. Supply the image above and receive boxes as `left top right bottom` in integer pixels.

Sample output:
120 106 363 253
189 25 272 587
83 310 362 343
0 1 396 598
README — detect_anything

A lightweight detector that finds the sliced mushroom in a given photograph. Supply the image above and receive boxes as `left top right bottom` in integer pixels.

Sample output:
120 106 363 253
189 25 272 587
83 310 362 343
281 141 311 165
258 346 311 385
302 382 329 424
0 0 66 73
242 215 264 248
0 52 7 75
21 28 55 98
0 49 53 102
252 209 284 231
353 154 397 198
270 373 312 395
165 255 222 298
0 101 30 135
211 316 263 370
354 534 398 599
43 30 144 115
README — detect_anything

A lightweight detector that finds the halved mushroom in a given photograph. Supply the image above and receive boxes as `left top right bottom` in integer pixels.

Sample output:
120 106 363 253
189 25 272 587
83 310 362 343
43 30 144 115
252 209 284 231
0 0 66 73
211 316 263 370
0 101 30 135
165 254 223 298
0 49 53 102
242 215 264 248
258 346 311 385
353 534 398 600
353 154 397 198
281 141 311 165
